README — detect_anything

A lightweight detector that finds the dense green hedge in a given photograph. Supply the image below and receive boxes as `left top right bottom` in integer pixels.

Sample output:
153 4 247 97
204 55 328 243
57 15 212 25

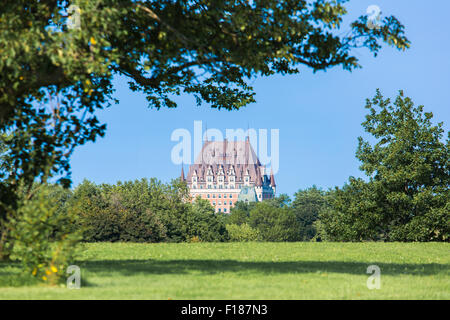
41 179 327 243
52 178 228 243
44 173 448 243
224 189 328 242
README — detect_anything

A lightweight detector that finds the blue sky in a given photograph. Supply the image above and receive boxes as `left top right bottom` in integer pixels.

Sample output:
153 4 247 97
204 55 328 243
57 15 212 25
70 0 450 197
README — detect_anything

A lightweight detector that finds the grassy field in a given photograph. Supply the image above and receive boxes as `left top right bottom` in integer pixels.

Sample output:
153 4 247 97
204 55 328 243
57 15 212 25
0 242 448 299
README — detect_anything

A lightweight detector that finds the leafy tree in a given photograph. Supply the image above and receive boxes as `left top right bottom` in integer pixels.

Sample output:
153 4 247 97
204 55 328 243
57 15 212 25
73 178 181 242
319 90 449 241
183 198 228 242
265 193 291 208
227 194 289 226
1 0 410 116
292 186 329 240
249 201 300 242
318 178 382 241
71 180 122 241
9 185 81 284
227 200 256 225
71 178 227 242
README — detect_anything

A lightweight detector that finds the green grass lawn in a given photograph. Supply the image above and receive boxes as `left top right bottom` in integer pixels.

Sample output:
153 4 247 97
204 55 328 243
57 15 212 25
0 242 448 299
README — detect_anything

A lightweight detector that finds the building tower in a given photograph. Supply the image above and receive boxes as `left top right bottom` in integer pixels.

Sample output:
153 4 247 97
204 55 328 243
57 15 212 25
183 139 276 213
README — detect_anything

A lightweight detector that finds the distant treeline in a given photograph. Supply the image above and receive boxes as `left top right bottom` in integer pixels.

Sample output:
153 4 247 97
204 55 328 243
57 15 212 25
36 179 329 243
33 172 449 243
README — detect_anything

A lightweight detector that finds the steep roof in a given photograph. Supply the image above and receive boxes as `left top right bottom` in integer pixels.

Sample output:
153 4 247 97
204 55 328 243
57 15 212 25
186 139 267 184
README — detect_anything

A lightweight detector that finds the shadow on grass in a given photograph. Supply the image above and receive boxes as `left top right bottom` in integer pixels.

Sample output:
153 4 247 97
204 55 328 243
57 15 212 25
2 259 447 288
0 262 39 287
79 259 449 277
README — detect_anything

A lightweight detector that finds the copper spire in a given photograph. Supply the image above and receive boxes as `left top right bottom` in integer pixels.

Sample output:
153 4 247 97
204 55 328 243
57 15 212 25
181 164 186 182
270 168 276 187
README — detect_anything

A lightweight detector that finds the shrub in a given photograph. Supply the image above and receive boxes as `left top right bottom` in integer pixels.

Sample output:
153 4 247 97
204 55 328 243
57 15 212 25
119 207 167 242
9 187 81 285
74 179 169 242
249 202 301 242
72 179 227 243
292 186 329 241
178 198 229 242
189 236 201 243
226 223 260 242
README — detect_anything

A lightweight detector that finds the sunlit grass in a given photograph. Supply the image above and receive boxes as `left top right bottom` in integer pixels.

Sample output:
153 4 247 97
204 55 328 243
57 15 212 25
0 242 448 299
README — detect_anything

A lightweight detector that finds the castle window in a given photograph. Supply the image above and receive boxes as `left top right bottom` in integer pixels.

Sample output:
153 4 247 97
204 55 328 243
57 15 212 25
218 208 221 212
213 194 216 198
229 201 232 205
224 208 227 213
218 201 221 205
207 194 210 198
218 194 221 198
213 201 216 205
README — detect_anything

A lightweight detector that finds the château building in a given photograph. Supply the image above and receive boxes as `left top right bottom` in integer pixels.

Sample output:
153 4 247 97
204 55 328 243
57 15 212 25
181 138 276 213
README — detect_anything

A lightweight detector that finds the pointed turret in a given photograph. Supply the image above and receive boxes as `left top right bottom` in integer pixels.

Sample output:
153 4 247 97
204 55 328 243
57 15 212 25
180 164 186 182
223 138 227 164
255 169 263 187
270 168 276 187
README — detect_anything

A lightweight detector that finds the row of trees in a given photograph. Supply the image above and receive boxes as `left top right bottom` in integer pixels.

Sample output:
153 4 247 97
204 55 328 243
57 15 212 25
72 179 228 242
23 179 327 244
